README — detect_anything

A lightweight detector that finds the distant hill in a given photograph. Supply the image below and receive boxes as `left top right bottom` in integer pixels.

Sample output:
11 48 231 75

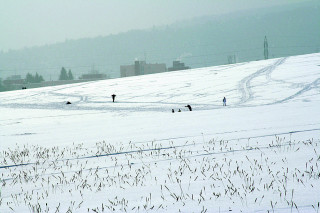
0 1 319 80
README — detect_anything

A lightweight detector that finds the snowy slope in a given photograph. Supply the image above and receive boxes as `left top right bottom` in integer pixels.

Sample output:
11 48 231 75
0 53 319 212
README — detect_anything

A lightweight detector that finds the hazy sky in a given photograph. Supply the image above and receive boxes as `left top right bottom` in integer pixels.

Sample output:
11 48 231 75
0 0 310 51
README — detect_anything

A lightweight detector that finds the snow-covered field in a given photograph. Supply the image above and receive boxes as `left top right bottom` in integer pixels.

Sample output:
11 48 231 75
0 53 319 212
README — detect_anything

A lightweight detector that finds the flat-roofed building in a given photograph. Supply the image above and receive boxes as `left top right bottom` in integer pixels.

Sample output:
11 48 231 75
121 61 167 77
168 60 190 71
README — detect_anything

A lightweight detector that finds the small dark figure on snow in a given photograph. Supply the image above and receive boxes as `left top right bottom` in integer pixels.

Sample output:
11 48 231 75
223 97 226 106
66 101 72 105
185 105 192 111
172 109 175 113
111 94 116 103
178 109 181 112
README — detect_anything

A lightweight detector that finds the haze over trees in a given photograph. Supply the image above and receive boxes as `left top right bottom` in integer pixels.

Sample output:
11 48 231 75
25 72 44 83
68 69 74 80
59 67 74 80
0 1 319 80
0 79 5 91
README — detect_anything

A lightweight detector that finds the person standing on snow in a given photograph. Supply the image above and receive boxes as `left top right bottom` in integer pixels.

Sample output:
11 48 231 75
223 97 226 106
111 94 116 102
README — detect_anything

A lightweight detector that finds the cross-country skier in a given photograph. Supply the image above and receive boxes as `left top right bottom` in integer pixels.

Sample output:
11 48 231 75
223 97 226 106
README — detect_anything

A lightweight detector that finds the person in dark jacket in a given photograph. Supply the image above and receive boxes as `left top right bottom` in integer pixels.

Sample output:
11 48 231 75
223 97 226 106
185 105 192 111
172 109 175 113
111 94 116 102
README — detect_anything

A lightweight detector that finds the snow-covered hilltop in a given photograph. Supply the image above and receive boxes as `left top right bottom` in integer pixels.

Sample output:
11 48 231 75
0 53 319 212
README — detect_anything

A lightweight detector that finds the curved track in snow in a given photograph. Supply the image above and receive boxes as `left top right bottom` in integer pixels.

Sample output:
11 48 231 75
271 77 320 104
237 57 287 105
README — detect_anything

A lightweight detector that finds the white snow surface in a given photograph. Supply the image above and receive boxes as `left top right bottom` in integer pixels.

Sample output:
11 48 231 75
0 53 320 212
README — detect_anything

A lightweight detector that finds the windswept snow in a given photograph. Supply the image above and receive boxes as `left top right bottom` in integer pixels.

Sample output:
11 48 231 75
0 53 319 212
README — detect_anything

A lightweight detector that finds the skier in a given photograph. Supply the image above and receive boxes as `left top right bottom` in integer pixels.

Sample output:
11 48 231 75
185 105 192 111
111 94 116 103
172 109 175 113
223 97 226 106
178 109 181 112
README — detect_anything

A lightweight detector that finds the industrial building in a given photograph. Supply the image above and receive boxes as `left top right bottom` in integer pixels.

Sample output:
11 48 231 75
168 60 190 71
120 61 167 77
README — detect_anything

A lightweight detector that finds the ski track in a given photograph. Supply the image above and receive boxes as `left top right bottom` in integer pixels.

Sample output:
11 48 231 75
271 77 320 104
0 56 319 114
237 57 287 105
1 57 319 113
0 63 249 112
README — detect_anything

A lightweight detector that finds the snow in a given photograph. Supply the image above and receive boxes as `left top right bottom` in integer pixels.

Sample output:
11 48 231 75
0 53 319 212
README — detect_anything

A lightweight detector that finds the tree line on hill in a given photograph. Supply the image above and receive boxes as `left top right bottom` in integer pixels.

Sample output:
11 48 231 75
0 72 45 91
0 67 75 92
59 67 74 80
25 72 45 83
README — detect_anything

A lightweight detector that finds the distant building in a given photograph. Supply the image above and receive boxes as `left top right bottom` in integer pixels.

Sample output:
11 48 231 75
6 75 22 80
120 60 167 77
79 73 107 80
168 61 190 71
3 75 25 85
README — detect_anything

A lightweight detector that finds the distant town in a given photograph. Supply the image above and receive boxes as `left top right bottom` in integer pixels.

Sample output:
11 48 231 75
0 60 190 92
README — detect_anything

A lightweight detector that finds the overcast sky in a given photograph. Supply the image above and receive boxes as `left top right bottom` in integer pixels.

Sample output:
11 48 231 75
0 0 311 51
